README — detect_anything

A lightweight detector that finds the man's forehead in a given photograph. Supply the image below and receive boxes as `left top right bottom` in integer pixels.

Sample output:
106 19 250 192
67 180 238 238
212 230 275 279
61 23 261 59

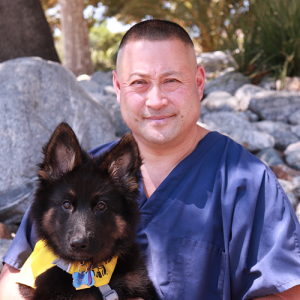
119 38 193 54
116 38 195 72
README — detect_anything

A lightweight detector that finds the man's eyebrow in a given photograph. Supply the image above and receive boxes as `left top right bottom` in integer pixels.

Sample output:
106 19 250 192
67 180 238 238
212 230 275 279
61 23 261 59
128 72 148 79
128 70 181 79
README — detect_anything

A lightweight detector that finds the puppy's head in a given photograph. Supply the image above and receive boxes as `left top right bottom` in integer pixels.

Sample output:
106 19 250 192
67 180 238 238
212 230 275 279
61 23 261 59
31 122 142 264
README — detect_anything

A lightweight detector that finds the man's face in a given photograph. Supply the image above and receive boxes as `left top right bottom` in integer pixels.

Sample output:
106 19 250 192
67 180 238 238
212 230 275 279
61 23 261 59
113 38 205 148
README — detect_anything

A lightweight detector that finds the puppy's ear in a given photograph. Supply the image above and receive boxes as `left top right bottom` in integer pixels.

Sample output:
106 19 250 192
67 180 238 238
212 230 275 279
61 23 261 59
38 122 82 180
102 133 142 192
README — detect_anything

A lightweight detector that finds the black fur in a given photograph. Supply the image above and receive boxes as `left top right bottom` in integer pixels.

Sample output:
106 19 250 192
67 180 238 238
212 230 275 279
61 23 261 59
19 122 158 300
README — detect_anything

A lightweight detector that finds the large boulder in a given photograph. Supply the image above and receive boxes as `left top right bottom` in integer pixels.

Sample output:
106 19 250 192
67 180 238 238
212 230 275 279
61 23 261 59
78 71 130 137
289 110 300 125
204 72 250 96
0 57 116 225
202 112 275 152
253 120 299 151
197 51 238 80
201 91 240 112
284 141 300 171
255 148 285 168
249 91 300 123
234 84 265 111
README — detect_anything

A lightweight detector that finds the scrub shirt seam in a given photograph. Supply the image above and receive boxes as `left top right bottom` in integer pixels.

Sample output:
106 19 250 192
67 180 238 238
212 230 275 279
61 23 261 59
267 166 300 258
2 256 23 270
275 277 300 288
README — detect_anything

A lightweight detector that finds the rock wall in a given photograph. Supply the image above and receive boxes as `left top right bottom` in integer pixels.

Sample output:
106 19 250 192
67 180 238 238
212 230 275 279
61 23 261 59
1 52 300 265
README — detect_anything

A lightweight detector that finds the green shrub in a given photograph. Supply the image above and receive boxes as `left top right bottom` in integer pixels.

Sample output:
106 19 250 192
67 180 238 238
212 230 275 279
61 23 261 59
234 0 300 86
89 21 124 71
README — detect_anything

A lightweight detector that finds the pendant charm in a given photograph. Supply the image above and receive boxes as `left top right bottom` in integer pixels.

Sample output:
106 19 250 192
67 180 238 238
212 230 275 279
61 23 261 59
72 270 95 288
72 263 95 289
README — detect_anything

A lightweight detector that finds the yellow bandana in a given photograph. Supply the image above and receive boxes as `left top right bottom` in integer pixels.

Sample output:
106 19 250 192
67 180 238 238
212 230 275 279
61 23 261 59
16 240 118 290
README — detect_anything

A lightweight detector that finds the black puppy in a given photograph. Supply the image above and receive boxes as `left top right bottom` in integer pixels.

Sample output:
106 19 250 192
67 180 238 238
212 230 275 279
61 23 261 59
18 122 158 300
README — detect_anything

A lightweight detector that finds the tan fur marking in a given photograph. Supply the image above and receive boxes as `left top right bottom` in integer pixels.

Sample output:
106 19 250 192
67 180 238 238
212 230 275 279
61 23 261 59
42 208 55 233
69 189 76 197
126 179 139 193
42 208 60 246
38 170 50 180
111 215 127 239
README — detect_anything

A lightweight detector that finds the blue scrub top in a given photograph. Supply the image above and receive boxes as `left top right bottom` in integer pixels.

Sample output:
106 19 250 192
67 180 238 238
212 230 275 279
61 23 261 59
4 132 300 300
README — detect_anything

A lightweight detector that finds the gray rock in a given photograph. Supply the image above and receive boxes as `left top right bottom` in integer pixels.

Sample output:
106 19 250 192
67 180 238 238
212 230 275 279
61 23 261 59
253 120 299 151
296 203 300 223
204 72 250 96
289 110 300 125
291 125 300 138
202 112 275 152
201 91 240 112
255 148 285 167
90 93 130 137
249 91 300 123
0 179 36 225
242 110 259 122
103 85 117 96
294 185 300 199
278 179 298 207
0 239 12 272
0 57 116 223
234 84 265 111
197 51 238 80
91 70 113 93
258 76 276 90
78 80 100 94
284 141 300 171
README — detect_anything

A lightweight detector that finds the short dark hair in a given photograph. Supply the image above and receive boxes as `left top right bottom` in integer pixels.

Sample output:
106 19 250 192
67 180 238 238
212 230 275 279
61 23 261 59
119 19 194 50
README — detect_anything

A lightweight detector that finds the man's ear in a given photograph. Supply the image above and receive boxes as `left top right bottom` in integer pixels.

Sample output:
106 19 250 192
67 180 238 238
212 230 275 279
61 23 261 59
196 65 206 100
113 70 121 104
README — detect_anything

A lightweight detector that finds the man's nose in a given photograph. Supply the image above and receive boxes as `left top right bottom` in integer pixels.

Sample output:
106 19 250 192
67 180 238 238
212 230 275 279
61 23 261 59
145 85 168 109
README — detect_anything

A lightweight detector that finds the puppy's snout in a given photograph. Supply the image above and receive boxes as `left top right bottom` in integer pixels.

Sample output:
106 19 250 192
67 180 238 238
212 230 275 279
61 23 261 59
70 237 89 251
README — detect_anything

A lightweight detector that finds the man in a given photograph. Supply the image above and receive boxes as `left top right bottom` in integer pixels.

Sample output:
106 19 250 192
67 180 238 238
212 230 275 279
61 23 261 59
1 19 300 300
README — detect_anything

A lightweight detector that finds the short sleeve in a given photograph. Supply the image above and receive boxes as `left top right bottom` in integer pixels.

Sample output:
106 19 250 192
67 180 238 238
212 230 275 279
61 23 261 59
229 166 300 299
2 206 38 270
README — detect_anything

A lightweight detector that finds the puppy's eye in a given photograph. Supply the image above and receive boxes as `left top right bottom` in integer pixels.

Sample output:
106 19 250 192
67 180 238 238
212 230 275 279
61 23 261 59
96 201 106 212
62 201 72 210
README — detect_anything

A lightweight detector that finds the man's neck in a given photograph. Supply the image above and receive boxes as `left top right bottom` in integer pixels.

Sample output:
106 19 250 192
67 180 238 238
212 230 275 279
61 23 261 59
135 126 209 198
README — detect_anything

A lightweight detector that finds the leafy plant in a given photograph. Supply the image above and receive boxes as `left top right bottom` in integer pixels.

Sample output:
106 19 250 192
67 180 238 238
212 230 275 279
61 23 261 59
235 0 300 85
89 20 124 71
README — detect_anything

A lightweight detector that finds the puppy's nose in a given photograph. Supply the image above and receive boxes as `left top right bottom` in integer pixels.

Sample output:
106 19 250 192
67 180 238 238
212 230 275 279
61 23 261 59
70 238 88 250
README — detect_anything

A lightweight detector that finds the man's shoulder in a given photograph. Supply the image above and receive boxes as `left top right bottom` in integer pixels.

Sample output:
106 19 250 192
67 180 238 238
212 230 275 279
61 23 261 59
203 131 269 172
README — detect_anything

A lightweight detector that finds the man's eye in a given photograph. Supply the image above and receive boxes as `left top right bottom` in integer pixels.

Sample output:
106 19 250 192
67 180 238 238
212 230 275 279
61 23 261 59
131 80 146 85
165 78 178 83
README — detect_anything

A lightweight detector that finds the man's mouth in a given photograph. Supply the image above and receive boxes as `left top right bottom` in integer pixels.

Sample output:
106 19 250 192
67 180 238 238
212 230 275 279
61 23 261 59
144 114 174 121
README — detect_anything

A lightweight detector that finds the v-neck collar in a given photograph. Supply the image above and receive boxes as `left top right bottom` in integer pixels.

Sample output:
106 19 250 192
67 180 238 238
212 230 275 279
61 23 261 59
137 131 224 230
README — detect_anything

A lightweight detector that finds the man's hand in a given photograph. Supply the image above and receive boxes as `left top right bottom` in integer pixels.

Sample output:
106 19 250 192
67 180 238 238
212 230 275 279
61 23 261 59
0 263 25 300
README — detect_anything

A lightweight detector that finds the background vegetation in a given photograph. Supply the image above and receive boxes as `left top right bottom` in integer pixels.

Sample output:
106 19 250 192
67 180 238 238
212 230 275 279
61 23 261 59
41 0 300 85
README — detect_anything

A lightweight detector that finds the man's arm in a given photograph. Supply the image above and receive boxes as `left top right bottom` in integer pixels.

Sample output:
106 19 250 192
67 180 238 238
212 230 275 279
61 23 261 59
254 285 300 299
0 263 25 300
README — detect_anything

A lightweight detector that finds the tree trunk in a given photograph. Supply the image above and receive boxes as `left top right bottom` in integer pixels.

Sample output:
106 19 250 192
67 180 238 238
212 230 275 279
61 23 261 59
0 0 60 63
58 0 94 76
